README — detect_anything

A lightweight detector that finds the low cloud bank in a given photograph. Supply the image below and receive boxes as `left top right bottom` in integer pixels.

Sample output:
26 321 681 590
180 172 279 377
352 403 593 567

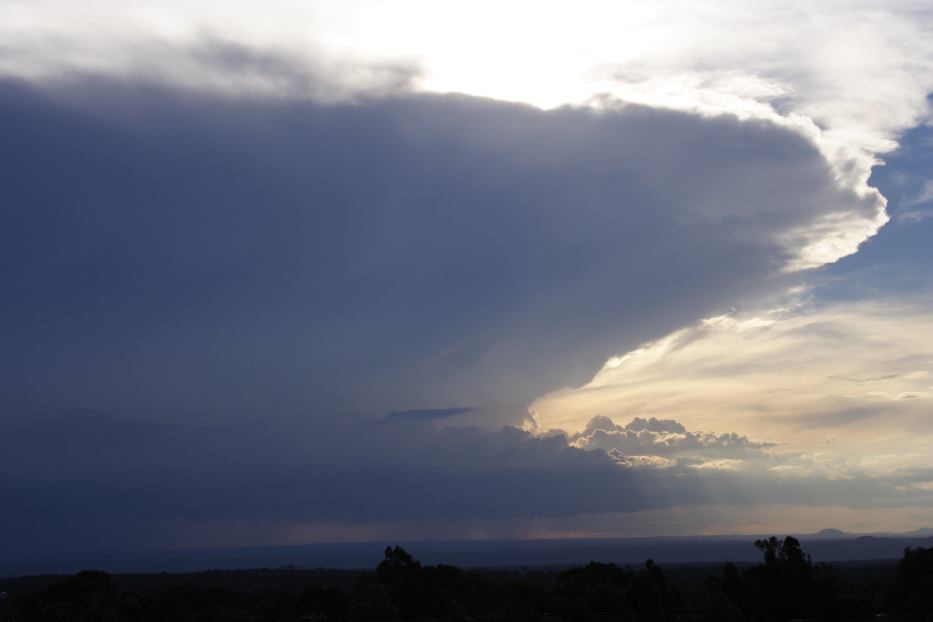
3 410 931 556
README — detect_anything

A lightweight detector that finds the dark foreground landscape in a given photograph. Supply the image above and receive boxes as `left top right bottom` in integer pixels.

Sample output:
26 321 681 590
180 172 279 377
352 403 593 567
2 538 932 621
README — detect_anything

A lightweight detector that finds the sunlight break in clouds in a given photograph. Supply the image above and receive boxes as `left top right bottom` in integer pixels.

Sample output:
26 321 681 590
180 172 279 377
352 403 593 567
533 299 933 476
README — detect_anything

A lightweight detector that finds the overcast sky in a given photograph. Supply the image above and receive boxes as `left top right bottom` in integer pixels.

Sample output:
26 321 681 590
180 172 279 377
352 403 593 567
2 1 933 557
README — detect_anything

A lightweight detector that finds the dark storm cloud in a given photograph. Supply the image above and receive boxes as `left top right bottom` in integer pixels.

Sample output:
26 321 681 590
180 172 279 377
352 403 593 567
2 412 929 557
0 67 888 555
0 75 871 423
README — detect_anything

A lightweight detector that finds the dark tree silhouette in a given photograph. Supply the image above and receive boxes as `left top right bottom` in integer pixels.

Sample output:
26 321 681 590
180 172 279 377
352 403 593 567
2 540 924 621
710 535 875 622
887 546 933 619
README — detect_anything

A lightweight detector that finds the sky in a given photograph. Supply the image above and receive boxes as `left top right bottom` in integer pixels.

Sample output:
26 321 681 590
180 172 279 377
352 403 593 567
2 1 933 558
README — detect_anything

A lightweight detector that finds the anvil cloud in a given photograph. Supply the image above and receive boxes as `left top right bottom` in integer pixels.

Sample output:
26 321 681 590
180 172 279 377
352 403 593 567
1 1 932 556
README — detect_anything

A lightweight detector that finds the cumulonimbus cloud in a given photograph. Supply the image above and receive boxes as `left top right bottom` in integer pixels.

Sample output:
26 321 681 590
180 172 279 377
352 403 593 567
4 2 931 267
3 2 932 554
0 75 883 424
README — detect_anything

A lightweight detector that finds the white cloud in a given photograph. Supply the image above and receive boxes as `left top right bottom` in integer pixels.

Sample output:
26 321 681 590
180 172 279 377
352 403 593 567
569 415 775 462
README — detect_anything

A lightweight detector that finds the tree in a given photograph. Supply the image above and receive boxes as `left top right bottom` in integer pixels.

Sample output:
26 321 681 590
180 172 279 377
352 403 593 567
887 546 933 618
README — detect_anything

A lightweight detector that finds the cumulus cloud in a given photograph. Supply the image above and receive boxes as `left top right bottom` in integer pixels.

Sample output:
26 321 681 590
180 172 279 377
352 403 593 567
570 415 775 461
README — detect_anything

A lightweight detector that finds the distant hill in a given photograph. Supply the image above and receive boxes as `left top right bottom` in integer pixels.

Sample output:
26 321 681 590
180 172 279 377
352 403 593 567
810 528 850 539
4 530 931 577
901 526 933 537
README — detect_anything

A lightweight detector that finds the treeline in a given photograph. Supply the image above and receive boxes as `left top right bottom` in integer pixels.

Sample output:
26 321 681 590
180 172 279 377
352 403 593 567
1 539 931 621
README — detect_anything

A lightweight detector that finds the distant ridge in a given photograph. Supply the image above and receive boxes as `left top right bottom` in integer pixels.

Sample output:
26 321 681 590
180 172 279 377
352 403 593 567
810 528 850 539
4 530 931 577
902 526 933 537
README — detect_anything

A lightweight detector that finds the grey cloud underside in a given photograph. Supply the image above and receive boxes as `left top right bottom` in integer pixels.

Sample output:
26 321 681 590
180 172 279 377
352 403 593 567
3 413 930 557
0 71 888 554
0 76 873 420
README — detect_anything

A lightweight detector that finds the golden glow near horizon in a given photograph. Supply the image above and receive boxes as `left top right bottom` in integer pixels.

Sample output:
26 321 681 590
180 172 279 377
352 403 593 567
532 299 933 476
